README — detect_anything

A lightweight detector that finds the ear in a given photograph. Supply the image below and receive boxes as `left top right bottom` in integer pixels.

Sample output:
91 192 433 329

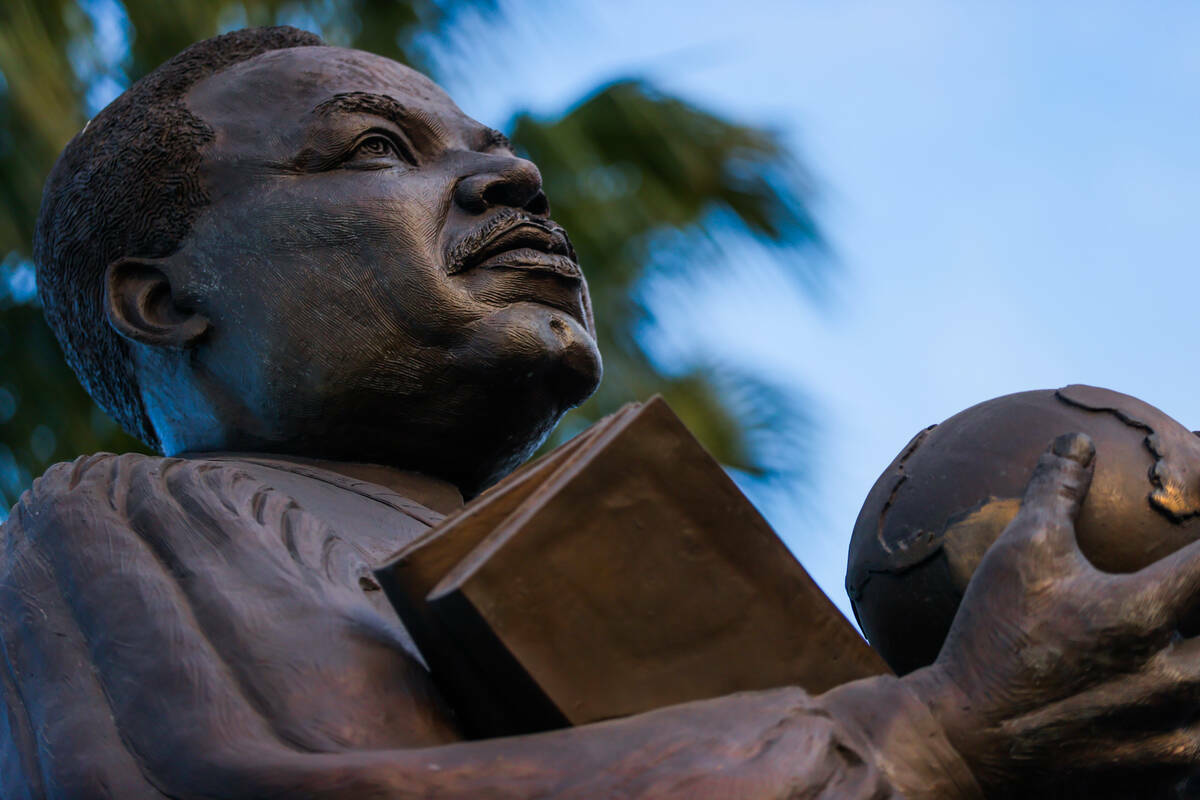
105 257 210 349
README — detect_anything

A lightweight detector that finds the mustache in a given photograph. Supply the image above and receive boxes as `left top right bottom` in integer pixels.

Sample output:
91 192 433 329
445 208 577 275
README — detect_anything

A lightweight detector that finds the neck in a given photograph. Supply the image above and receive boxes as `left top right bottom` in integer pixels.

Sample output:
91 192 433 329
181 450 465 515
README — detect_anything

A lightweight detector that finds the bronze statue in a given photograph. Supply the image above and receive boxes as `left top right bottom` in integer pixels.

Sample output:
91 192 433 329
7 26 1200 799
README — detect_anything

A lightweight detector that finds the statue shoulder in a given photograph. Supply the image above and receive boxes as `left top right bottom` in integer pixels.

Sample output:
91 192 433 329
6 452 161 524
4 452 293 544
3 452 385 593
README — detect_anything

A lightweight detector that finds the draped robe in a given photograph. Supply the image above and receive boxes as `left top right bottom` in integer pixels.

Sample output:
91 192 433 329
0 453 980 799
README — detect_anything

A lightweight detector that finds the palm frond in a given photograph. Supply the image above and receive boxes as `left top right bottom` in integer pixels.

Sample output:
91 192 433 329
512 79 828 486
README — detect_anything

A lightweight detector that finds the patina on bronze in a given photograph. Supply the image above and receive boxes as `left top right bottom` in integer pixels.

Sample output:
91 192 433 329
8 25 1200 800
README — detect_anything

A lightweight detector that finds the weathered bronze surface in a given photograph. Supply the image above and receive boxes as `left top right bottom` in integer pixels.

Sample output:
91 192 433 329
848 385 1200 675
11 23 1200 800
380 397 888 737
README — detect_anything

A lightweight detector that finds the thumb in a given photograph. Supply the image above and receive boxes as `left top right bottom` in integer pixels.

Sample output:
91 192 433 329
1005 432 1095 556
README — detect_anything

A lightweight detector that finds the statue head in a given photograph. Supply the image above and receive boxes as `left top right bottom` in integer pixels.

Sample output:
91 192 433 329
34 27 602 495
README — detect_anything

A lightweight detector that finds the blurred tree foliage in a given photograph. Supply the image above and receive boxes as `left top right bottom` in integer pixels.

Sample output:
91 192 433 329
0 0 827 513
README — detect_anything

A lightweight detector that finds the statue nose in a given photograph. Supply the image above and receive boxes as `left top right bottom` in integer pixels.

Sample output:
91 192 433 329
454 158 549 216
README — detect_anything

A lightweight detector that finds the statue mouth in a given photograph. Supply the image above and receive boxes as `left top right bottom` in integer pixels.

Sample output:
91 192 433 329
447 211 581 280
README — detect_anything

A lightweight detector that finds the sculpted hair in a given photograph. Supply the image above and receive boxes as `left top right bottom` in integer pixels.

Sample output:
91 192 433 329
34 26 324 450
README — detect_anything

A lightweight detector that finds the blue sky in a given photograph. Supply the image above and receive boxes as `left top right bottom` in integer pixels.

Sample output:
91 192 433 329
427 0 1200 617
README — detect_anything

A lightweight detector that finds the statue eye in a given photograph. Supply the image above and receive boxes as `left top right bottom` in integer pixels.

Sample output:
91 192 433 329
356 137 395 157
347 133 416 166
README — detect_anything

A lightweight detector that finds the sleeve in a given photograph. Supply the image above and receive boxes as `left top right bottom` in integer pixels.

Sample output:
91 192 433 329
819 675 984 800
0 452 980 800
0 455 167 799
0 451 372 799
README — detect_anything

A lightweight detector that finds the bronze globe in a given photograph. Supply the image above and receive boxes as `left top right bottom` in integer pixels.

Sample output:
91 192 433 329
847 384 1200 675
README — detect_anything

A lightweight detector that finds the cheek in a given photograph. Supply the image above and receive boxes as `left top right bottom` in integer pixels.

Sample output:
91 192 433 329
193 177 489 363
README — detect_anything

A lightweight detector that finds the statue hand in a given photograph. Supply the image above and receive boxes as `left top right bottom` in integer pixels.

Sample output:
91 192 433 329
905 433 1200 798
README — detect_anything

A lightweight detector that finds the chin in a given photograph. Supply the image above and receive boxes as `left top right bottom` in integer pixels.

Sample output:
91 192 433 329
441 301 602 492
310 301 601 496
479 300 602 406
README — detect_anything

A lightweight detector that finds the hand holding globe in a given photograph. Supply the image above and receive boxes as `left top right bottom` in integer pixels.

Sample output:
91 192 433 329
853 386 1200 796
849 385 1200 674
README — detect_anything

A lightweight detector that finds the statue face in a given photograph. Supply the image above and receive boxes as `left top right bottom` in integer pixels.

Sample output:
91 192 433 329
162 46 601 492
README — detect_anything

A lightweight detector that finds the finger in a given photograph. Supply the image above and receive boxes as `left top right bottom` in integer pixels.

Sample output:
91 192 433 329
1002 432 1095 556
1075 730 1200 777
1128 538 1200 632
1108 730 1200 769
1105 637 1200 716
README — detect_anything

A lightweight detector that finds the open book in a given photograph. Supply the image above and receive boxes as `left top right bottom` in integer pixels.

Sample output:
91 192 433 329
375 396 889 738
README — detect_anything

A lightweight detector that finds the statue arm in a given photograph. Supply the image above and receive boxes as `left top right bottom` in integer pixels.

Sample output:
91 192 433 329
131 682 976 800
0 453 979 800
